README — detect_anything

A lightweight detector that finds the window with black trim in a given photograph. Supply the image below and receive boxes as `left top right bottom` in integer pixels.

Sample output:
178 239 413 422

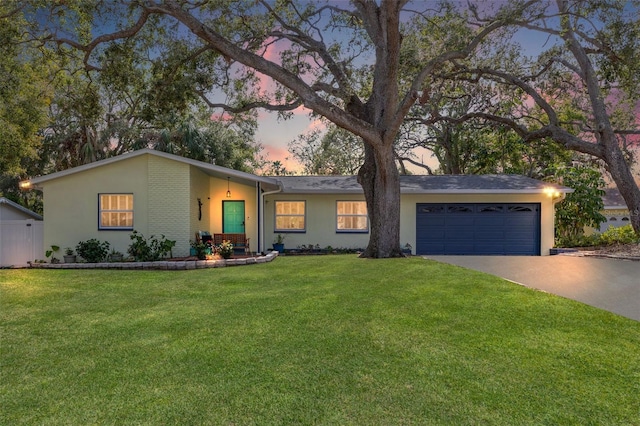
336 201 368 232
275 201 306 231
99 194 133 230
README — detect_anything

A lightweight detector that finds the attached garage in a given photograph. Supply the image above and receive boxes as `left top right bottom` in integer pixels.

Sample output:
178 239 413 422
416 203 540 255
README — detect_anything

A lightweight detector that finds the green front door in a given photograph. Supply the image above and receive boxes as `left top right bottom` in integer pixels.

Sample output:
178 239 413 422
223 201 245 233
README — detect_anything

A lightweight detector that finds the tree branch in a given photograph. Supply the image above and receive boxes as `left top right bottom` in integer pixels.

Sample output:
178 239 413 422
51 9 152 71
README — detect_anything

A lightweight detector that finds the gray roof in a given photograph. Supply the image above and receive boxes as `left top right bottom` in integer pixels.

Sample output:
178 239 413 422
602 188 628 209
274 174 571 194
0 197 43 220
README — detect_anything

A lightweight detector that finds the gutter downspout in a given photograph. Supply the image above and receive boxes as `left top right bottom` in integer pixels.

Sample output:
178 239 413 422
258 182 282 253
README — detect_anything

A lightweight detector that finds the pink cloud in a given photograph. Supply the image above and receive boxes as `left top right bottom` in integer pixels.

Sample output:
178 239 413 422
210 112 234 121
262 144 303 173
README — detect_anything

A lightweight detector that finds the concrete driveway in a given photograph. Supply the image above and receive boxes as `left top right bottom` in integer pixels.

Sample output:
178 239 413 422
424 255 640 322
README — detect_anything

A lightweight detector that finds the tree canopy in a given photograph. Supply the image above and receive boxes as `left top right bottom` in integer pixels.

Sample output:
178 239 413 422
9 0 640 255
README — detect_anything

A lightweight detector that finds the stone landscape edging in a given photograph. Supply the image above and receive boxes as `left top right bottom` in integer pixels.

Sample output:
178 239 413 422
28 251 280 270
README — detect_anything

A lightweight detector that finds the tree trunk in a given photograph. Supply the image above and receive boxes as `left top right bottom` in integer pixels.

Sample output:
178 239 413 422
602 138 640 235
358 141 403 258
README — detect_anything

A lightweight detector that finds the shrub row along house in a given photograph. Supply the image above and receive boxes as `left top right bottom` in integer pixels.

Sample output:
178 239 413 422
17 149 570 263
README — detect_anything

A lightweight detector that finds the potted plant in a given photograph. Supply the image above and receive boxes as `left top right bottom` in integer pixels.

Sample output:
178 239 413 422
63 247 77 263
273 234 285 253
109 249 124 262
217 240 234 259
190 240 208 260
46 245 60 264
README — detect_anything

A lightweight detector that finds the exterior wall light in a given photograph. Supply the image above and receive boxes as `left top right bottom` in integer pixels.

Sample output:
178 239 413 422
544 186 562 200
226 177 231 198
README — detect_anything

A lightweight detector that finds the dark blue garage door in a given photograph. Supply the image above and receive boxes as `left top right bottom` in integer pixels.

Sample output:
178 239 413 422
416 203 540 255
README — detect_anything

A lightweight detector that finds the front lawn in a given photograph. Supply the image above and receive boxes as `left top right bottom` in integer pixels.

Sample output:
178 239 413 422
1 256 639 425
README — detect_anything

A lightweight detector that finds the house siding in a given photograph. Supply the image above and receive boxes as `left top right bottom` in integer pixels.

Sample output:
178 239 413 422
190 166 211 242
265 192 556 255
263 194 371 251
148 156 190 257
41 154 150 256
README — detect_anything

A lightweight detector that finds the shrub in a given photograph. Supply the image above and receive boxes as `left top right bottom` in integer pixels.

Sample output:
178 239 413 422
551 166 606 241
128 230 176 261
555 234 600 248
76 239 110 263
598 225 639 246
190 240 208 260
556 225 639 248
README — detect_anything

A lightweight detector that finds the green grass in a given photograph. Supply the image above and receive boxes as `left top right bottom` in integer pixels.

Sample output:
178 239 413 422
1 256 639 425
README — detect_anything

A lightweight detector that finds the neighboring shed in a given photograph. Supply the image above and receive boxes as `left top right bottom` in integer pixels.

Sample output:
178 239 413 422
597 188 631 232
0 197 44 267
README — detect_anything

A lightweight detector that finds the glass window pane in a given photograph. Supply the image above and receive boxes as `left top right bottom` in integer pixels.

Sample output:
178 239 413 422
99 194 134 229
275 201 305 231
336 201 367 231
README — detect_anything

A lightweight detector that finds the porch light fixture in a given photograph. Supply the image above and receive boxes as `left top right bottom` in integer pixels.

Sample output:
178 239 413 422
226 177 231 198
544 186 561 200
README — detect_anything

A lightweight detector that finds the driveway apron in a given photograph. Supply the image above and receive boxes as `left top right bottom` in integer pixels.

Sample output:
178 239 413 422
424 255 640 322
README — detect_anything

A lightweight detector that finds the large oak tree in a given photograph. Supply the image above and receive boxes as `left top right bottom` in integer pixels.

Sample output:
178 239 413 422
35 0 521 257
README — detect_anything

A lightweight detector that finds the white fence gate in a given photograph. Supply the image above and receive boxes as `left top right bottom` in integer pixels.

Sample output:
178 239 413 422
0 219 44 267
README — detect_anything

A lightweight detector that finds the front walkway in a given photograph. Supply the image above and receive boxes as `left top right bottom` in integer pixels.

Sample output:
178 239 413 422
27 251 279 270
424 255 640 322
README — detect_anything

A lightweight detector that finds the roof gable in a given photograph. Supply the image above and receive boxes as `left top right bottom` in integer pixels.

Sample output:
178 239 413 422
0 197 43 220
20 149 279 189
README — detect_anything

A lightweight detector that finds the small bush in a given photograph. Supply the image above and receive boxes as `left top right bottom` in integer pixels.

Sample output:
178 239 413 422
598 225 639 246
556 225 639 248
128 230 176 261
76 239 110 263
555 234 600 248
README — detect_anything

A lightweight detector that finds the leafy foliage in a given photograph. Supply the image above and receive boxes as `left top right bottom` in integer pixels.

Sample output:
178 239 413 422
0 5 50 178
190 240 208 260
598 225 640 246
557 224 639 248
127 230 176 262
76 239 111 263
216 240 234 259
288 125 364 175
552 166 606 242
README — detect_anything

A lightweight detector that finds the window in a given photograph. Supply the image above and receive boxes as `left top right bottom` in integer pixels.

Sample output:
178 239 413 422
448 205 473 213
419 205 444 214
337 201 368 232
479 205 504 213
508 205 534 213
275 201 305 231
99 194 133 230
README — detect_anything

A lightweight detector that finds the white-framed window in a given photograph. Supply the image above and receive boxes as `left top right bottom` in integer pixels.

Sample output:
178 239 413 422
275 201 306 232
337 201 368 232
99 194 133 230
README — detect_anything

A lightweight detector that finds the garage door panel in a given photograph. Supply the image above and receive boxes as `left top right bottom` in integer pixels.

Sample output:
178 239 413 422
416 203 540 256
476 230 505 239
475 216 505 227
